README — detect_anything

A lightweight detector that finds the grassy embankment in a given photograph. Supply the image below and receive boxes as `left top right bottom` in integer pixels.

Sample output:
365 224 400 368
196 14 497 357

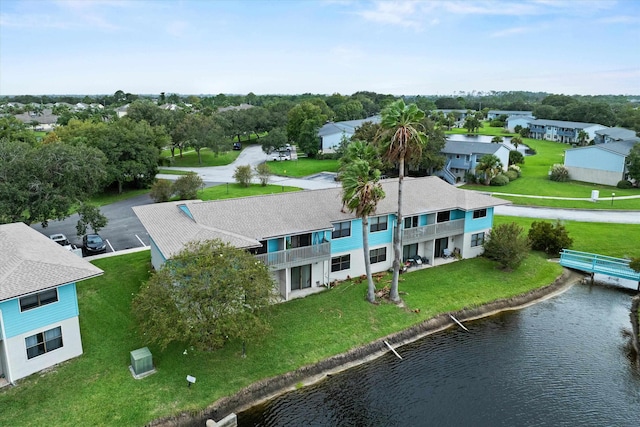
2 220 639 425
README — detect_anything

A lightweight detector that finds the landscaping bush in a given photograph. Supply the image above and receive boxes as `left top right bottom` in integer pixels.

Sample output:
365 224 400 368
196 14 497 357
508 164 522 177
464 172 478 184
233 164 253 187
509 150 524 165
255 162 271 186
483 222 530 270
528 220 573 256
172 172 203 200
150 179 173 202
616 180 632 189
549 164 569 182
490 174 510 186
504 170 519 181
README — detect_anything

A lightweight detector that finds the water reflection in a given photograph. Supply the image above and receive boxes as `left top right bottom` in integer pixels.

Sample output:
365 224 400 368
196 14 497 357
239 284 639 426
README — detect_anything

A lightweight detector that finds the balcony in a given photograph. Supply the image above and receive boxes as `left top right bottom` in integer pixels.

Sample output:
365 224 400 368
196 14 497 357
255 242 331 269
402 219 465 244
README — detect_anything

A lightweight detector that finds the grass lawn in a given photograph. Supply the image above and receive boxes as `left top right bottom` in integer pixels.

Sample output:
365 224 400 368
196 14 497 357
0 251 563 426
160 148 241 168
157 169 192 175
494 215 640 258
89 188 151 207
460 136 640 209
197 183 302 200
265 158 339 177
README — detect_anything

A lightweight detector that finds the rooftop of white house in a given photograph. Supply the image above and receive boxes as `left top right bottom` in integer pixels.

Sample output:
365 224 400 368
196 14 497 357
0 222 104 302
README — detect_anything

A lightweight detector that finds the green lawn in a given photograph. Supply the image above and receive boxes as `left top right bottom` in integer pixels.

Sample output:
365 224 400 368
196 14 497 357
157 169 192 175
89 188 151 207
0 251 563 426
460 136 640 209
160 148 241 167
265 158 339 177
197 183 301 200
494 215 640 258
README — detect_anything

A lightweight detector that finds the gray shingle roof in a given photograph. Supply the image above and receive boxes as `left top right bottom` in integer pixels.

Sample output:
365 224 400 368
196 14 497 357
566 140 638 157
442 140 506 156
529 119 602 129
594 127 637 140
0 223 104 302
134 177 510 262
318 116 380 137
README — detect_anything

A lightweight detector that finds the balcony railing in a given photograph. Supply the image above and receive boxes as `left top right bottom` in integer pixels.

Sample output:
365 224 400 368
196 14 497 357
255 242 331 269
402 219 465 244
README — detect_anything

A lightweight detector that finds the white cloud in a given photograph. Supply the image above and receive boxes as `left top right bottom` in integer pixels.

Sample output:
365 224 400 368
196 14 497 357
490 26 533 38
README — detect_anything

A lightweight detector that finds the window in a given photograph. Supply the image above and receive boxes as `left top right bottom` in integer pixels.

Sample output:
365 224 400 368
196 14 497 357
370 215 388 232
20 289 58 312
332 221 351 239
290 233 311 248
369 247 387 264
403 244 418 261
471 232 485 247
437 211 450 223
473 209 487 219
331 255 351 272
404 216 419 229
25 327 63 359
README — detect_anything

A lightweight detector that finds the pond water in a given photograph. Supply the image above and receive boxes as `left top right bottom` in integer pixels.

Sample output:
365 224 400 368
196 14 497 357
239 283 640 426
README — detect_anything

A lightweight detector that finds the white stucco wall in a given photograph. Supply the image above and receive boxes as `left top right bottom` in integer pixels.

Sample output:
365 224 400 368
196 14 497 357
4 316 83 382
565 166 623 186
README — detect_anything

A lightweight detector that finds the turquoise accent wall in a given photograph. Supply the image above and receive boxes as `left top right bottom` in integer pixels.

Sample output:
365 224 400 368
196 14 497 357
451 209 465 220
464 207 494 232
369 215 394 246
0 283 79 338
331 219 363 253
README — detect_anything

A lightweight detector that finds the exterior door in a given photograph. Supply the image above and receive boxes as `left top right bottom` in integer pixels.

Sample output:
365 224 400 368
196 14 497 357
291 265 312 291
435 237 448 258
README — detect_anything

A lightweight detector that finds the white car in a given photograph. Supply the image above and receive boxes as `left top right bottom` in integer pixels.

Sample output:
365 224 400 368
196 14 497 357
50 233 73 250
272 152 290 161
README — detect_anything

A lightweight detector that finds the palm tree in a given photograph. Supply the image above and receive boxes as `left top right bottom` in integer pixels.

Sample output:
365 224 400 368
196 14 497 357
511 135 522 150
341 159 385 303
491 136 504 144
375 100 427 302
476 154 503 185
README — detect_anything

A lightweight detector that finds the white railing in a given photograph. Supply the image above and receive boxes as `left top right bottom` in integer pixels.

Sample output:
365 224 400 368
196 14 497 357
255 242 331 268
402 219 465 244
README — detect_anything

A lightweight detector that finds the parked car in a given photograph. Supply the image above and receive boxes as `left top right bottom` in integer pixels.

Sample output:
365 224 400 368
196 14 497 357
272 151 290 161
82 234 107 256
50 233 70 246
50 233 78 252
233 142 242 150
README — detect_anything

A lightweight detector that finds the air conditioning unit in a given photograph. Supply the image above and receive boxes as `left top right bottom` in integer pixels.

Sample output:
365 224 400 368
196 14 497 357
130 347 155 378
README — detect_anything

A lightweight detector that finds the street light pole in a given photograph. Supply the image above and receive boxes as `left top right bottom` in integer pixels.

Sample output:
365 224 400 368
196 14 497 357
611 192 615 206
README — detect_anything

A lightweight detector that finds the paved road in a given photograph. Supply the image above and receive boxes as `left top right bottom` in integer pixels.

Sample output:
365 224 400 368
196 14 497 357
31 145 639 256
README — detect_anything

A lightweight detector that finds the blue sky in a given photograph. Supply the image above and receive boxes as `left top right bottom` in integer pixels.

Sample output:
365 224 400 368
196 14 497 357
1 0 639 96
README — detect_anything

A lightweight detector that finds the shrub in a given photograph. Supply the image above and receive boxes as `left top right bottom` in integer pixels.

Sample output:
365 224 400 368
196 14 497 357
172 172 203 200
528 221 573 256
150 179 173 203
508 164 522 177
616 180 632 189
464 172 477 184
549 164 569 182
504 170 519 181
255 162 271 186
483 222 530 270
489 119 504 127
509 150 524 165
490 174 510 186
233 164 253 187
630 257 640 272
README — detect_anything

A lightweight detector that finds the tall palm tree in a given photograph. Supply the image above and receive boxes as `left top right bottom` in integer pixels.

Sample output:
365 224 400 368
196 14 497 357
375 100 427 302
341 159 385 303
476 154 503 185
